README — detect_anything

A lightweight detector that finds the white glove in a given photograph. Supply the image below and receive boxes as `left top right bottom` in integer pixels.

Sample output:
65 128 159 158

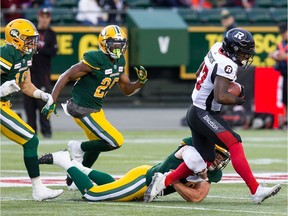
0 80 20 97
40 92 54 107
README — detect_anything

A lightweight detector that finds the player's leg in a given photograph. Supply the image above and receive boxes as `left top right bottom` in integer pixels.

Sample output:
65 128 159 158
84 165 151 202
23 94 37 132
71 109 124 167
188 105 281 203
39 150 94 195
0 103 63 201
71 159 115 185
37 99 52 138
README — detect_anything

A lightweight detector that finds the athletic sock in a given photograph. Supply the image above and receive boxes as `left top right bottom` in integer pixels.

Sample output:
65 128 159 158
82 151 101 168
24 156 40 178
67 167 94 195
164 162 193 187
88 170 115 185
229 143 259 194
81 140 116 152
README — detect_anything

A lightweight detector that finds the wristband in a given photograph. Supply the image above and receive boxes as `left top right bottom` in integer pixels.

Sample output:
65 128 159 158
33 89 44 99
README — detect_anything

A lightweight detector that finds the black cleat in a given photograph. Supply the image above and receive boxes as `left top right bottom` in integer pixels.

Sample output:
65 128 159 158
38 153 53 164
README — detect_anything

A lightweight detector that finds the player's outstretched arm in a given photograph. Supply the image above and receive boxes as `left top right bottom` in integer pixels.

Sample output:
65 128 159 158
41 61 91 119
172 181 211 203
118 66 148 96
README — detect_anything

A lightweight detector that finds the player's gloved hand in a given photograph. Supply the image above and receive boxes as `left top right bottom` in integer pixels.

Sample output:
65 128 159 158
0 80 20 97
134 66 148 84
40 92 54 107
41 102 57 119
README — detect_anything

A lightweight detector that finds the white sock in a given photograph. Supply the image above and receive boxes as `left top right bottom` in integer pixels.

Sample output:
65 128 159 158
71 159 93 176
182 146 207 173
31 176 43 188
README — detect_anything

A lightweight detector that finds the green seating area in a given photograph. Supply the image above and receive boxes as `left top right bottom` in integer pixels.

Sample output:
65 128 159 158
178 8 287 26
2 6 287 26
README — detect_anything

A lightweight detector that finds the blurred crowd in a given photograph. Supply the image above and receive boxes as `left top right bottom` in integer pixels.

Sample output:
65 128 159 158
2 0 257 26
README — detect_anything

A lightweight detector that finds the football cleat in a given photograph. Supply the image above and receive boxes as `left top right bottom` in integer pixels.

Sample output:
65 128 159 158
39 153 53 164
68 140 84 163
144 172 166 203
66 175 78 191
32 185 63 201
252 183 281 204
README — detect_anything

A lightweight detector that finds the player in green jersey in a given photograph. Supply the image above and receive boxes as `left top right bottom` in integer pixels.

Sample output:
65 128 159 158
0 18 63 201
39 137 229 202
41 24 148 189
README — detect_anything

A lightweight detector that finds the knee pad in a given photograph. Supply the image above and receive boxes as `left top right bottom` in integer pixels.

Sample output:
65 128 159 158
23 135 39 157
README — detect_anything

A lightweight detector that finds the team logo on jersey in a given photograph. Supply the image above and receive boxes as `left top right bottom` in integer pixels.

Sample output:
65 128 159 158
105 69 112 75
119 66 124 72
14 63 21 69
10 29 19 38
224 65 233 74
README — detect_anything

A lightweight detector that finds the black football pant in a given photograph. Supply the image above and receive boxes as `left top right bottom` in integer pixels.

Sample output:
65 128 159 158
186 105 242 162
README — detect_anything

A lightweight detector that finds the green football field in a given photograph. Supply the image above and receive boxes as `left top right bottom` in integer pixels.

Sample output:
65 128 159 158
1 129 287 216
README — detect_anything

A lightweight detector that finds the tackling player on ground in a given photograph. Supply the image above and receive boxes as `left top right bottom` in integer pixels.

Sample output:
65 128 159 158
144 28 281 204
41 25 148 189
39 137 229 202
0 19 63 201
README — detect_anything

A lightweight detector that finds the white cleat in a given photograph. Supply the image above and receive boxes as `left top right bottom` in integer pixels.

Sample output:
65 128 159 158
32 185 64 201
252 183 281 204
144 172 166 203
67 181 78 191
68 140 84 163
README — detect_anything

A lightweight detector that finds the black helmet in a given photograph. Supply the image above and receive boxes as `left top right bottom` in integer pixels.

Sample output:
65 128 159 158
222 28 255 68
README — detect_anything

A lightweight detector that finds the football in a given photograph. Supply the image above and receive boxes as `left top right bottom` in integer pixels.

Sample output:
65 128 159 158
228 81 242 97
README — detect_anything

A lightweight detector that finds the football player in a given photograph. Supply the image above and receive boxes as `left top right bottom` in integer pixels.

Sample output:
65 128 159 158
39 137 229 202
144 28 281 204
41 25 148 189
0 19 63 201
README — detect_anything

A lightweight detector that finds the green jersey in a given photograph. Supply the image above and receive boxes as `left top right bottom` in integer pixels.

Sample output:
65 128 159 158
72 50 126 109
146 137 222 194
0 44 33 101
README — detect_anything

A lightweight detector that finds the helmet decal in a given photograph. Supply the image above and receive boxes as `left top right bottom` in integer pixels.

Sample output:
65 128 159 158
233 31 245 40
10 29 20 38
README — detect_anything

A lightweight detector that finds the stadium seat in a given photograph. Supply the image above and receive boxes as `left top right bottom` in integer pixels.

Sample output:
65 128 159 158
255 0 273 8
270 8 287 23
177 8 200 25
51 8 76 25
198 8 223 24
273 0 287 8
54 0 78 8
126 0 151 8
226 8 248 25
247 8 272 24
24 8 39 25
